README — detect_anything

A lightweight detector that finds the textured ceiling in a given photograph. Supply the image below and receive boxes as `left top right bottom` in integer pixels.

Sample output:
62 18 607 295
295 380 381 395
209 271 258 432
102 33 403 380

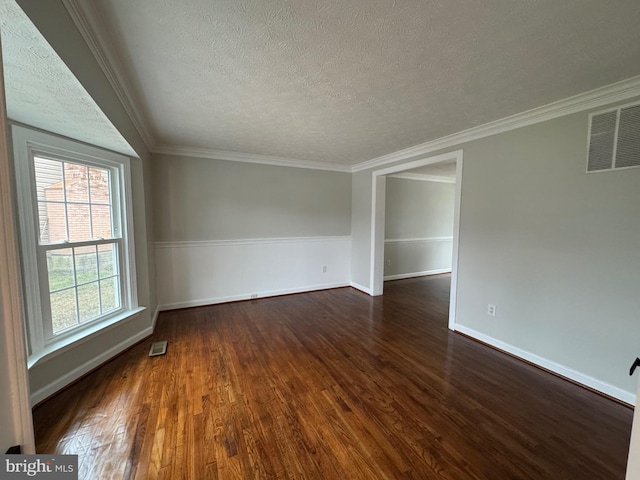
73 0 640 165
0 0 135 156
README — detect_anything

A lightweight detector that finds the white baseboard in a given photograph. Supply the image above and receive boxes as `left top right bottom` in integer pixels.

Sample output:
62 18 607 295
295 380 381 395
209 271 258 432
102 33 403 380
384 269 451 281
455 325 635 406
350 281 373 295
30 326 153 406
159 282 350 312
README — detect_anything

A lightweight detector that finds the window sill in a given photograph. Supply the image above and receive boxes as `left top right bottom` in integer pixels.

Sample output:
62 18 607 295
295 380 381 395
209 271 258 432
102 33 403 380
27 306 146 370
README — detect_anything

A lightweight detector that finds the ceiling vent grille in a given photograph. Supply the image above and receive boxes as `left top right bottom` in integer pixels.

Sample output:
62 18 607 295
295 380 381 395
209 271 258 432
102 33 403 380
588 103 640 172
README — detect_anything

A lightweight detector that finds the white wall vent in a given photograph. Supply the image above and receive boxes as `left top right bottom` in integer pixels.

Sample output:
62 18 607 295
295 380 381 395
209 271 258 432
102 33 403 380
588 103 640 172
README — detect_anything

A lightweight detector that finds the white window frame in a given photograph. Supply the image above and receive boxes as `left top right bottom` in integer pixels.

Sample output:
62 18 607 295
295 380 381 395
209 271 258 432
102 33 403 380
12 125 139 365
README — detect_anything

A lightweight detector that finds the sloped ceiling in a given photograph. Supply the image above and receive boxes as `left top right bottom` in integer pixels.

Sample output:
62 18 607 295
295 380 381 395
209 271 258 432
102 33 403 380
0 0 135 157
70 0 640 166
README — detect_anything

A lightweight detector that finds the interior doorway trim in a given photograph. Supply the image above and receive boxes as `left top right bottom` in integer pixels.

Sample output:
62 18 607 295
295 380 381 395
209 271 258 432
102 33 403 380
370 149 463 331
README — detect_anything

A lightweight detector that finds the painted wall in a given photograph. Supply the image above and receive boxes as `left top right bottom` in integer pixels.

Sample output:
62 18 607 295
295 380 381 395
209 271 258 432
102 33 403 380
152 153 351 241
351 97 640 402
0 32 34 452
152 153 352 308
15 0 157 404
0 299 15 451
384 177 454 279
350 171 373 292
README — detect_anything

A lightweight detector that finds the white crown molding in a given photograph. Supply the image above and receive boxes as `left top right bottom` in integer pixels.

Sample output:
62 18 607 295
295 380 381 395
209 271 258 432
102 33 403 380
353 75 640 172
388 172 456 183
62 0 156 151
152 144 353 172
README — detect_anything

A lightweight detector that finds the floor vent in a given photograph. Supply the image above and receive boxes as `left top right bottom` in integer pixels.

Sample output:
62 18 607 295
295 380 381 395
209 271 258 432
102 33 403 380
149 341 168 357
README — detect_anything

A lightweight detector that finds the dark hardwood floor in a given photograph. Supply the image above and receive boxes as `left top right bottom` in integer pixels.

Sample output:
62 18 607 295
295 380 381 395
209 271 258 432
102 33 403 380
33 275 633 479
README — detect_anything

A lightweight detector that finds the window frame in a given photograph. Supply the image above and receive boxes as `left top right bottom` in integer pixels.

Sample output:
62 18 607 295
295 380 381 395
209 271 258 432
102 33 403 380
12 125 138 362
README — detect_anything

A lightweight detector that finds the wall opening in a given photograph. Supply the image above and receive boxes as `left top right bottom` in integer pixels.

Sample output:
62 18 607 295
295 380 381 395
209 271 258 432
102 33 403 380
370 150 463 331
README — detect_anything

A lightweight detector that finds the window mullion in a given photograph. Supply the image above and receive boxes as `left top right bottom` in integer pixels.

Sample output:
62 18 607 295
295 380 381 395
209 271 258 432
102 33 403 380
33 244 50 350
87 168 94 240
61 163 70 241
96 244 103 315
45 238 119 250
71 247 80 329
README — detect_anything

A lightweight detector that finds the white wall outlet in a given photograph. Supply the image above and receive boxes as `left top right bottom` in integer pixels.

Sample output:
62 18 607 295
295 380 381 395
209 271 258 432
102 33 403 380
386 259 391 267
322 265 327 273
487 304 496 317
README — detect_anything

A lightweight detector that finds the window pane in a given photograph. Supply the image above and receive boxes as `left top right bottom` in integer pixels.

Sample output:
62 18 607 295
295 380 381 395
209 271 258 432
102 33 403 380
89 167 111 205
91 205 113 239
67 204 91 242
34 157 65 244
74 246 98 284
34 157 63 203
98 244 117 278
64 163 89 202
50 288 78 333
47 249 74 291
39 202 68 244
100 277 120 313
78 282 100 323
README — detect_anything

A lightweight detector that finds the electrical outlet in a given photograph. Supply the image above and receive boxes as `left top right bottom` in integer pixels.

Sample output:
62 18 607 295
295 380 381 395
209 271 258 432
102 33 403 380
386 259 391 267
487 304 496 317
322 265 327 273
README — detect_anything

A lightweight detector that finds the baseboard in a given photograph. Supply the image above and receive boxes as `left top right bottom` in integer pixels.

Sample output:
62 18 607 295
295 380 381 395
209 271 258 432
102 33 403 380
350 281 373 295
455 325 635 406
30 326 153 406
158 282 351 312
384 269 451 281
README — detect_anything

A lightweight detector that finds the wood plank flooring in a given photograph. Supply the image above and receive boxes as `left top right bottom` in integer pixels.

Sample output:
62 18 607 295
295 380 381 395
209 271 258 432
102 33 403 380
33 275 633 479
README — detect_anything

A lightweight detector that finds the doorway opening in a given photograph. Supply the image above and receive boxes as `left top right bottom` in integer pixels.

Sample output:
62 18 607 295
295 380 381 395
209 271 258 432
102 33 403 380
369 150 463 331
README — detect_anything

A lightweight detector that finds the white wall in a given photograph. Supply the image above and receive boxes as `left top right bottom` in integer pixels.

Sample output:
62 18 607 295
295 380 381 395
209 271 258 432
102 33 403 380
0 304 16 452
152 153 351 241
384 177 454 279
152 153 353 307
0 34 34 451
350 171 373 292
156 237 351 309
351 97 640 403
15 0 157 404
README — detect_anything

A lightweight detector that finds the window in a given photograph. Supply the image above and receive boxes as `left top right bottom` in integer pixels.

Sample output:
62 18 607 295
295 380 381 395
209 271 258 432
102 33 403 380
12 126 139 361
